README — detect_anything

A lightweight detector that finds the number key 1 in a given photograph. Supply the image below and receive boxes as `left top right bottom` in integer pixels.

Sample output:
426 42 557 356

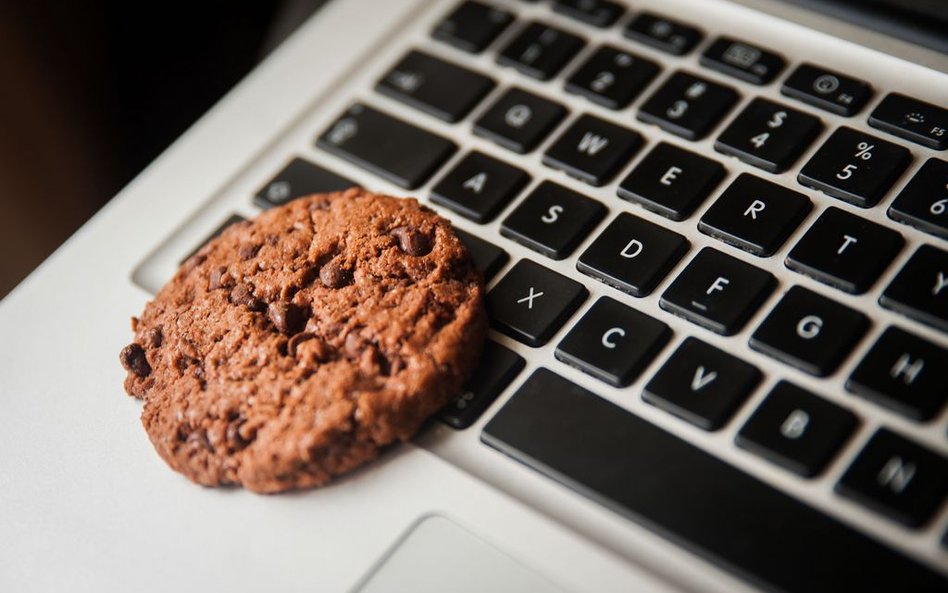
798 127 910 208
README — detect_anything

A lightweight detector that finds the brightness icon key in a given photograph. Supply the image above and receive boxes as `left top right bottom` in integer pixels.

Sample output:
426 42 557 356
869 92 948 150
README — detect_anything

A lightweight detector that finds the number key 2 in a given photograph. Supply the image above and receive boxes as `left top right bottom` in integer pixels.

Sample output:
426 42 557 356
798 127 911 208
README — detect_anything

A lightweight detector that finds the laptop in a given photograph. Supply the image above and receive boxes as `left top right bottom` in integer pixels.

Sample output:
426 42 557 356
1 0 946 590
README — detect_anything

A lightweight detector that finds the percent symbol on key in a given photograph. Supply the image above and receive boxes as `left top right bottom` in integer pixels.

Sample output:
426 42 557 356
854 142 874 160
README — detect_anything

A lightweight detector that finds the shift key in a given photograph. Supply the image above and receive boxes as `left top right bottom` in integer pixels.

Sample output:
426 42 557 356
317 103 457 189
482 368 947 593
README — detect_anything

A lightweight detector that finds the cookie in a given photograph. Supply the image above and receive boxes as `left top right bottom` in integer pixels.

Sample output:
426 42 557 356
120 189 487 493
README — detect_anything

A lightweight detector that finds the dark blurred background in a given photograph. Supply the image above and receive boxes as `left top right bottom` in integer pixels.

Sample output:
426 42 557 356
0 0 323 298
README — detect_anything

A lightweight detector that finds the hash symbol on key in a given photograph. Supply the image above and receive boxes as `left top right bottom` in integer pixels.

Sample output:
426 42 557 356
518 287 544 309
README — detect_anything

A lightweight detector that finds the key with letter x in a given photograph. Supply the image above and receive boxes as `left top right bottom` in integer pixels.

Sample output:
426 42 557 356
488 259 588 346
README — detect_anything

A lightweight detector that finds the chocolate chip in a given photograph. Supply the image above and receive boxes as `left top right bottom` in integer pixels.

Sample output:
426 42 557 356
208 266 230 291
238 242 261 260
144 327 163 348
186 428 212 451
319 259 352 288
119 343 152 377
268 302 307 334
183 252 207 272
344 332 367 359
308 194 334 211
226 422 250 450
391 226 432 256
289 333 332 362
230 284 265 312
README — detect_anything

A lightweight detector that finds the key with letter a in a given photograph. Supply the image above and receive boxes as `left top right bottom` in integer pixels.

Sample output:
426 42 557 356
430 151 530 223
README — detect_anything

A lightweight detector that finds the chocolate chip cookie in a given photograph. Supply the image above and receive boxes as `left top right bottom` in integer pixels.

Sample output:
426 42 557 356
120 189 487 493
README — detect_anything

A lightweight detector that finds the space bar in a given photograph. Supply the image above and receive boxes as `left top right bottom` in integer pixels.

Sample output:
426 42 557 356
481 369 946 593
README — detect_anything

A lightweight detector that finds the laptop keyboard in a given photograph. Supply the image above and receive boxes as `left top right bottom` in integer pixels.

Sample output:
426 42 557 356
157 0 948 588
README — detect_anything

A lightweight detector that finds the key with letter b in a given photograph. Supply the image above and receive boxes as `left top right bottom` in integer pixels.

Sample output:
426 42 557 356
736 381 858 477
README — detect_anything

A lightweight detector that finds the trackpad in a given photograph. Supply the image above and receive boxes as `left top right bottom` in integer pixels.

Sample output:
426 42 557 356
352 515 571 593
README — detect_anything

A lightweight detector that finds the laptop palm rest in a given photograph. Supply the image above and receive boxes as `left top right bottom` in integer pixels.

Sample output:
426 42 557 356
352 514 571 593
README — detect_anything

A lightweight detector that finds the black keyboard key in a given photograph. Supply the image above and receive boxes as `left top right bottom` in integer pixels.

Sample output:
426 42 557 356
660 247 776 335
781 63 872 116
317 104 456 189
482 369 948 593
698 173 812 257
376 50 495 123
431 151 530 223
497 21 585 81
786 207 904 294
736 381 858 477
553 0 623 28
432 0 514 54
453 227 510 282
638 71 739 141
487 259 587 346
565 45 659 110
700 37 785 85
182 214 246 264
440 340 525 429
577 212 688 297
473 87 568 153
623 12 702 55
869 93 948 150
798 127 911 208
750 285 870 376
617 142 725 221
555 296 671 387
542 114 643 186
837 428 948 528
715 98 823 173
888 158 948 240
847 326 948 421
253 158 356 209
880 244 948 333
644 337 762 430
501 181 606 259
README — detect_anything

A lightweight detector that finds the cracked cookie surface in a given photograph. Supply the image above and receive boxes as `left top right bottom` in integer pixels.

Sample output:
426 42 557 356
120 189 487 493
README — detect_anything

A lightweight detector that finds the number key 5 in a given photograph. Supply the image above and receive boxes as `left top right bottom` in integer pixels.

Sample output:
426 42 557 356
798 127 911 208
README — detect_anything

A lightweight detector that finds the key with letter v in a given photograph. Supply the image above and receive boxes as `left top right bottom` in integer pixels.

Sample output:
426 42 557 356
645 338 762 430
